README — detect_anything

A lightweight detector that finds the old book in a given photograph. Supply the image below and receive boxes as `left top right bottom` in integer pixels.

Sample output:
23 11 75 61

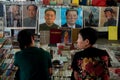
50 29 62 44
40 31 50 45
71 28 80 43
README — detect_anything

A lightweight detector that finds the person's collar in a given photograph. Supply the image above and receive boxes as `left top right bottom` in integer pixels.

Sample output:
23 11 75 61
46 23 54 27
67 23 75 28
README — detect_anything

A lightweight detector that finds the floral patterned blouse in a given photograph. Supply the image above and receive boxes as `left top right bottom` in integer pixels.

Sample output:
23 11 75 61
71 47 111 80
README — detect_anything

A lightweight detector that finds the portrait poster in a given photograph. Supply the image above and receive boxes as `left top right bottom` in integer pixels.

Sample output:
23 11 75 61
100 7 119 28
83 6 99 27
22 3 38 29
39 6 61 31
50 29 62 44
5 3 22 28
61 7 83 28
60 28 71 44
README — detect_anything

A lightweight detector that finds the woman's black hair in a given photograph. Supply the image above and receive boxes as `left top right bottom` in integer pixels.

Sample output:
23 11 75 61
17 29 34 50
79 27 98 45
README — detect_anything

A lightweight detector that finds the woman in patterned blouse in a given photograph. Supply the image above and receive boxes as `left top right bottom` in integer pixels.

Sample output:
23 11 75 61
71 27 111 80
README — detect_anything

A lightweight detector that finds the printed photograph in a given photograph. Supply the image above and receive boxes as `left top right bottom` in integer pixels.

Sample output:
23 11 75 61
61 7 83 28
22 4 38 28
83 6 99 27
39 7 61 31
100 7 119 27
60 28 71 44
5 4 22 27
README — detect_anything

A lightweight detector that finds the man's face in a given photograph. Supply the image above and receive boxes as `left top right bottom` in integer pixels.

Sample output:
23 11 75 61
45 11 56 25
27 6 37 18
66 11 78 26
12 6 19 16
104 11 113 19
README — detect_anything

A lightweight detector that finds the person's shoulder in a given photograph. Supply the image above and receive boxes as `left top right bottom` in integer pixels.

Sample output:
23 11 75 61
74 50 84 57
92 47 109 56
15 50 23 57
61 23 68 27
39 48 49 54
53 23 59 27
40 23 46 26
75 24 81 28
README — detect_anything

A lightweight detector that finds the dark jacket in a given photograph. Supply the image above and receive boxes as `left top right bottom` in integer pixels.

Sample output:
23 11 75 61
62 23 81 28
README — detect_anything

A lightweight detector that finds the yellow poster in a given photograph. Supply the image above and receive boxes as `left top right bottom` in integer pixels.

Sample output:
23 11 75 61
108 26 118 40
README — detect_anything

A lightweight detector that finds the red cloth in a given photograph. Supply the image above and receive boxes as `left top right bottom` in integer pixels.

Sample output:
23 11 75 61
92 0 106 6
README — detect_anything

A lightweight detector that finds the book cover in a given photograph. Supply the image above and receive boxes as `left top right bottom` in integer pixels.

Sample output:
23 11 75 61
50 29 62 44
71 28 80 43
0 38 7 48
108 26 118 40
60 28 71 44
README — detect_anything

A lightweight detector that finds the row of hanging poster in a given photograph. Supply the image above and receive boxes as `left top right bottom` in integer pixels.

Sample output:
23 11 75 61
0 0 94 6
0 2 119 37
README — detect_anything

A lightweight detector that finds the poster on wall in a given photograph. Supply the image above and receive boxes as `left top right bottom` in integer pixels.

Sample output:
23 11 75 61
22 3 38 28
39 6 61 32
83 6 99 27
5 3 22 28
61 7 83 28
100 7 119 27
